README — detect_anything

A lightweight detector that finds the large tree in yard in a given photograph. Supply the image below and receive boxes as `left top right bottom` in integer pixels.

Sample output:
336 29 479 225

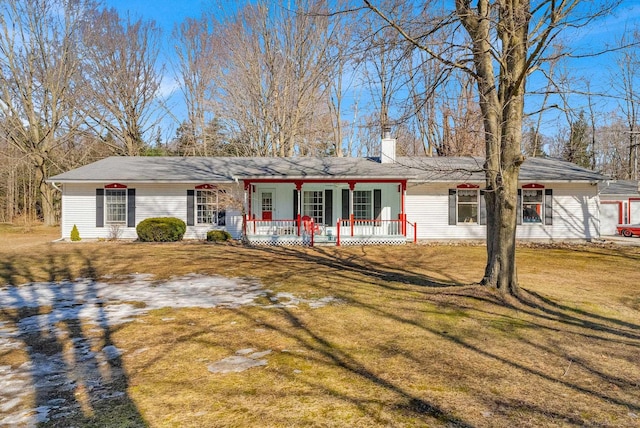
364 0 617 294
0 0 96 226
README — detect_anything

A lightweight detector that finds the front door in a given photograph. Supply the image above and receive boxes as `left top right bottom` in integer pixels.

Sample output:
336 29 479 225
261 190 274 220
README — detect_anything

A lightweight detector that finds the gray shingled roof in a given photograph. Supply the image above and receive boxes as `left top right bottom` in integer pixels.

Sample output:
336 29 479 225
48 155 608 184
48 157 411 183
395 156 608 182
598 180 640 196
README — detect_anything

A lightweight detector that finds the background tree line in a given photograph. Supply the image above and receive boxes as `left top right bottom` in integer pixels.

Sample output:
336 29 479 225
0 0 637 225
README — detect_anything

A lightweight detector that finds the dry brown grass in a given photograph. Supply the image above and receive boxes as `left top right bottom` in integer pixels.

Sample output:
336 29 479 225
1 226 639 427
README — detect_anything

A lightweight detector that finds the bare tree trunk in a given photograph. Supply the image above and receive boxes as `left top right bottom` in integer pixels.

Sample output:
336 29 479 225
34 156 57 226
363 0 617 295
0 0 92 225
456 0 528 294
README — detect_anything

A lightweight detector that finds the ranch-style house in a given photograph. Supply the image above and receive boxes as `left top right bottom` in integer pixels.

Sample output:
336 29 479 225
48 138 608 246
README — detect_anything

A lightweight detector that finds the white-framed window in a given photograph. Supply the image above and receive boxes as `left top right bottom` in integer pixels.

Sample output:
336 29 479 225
457 189 478 223
105 189 126 224
261 191 273 212
353 190 372 220
303 190 323 224
522 189 543 223
197 189 225 225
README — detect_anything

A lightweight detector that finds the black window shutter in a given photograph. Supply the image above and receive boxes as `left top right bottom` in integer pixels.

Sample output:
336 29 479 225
479 190 487 225
324 189 333 225
448 189 456 225
96 189 104 227
545 189 553 225
341 189 349 220
293 189 299 219
127 189 136 227
517 189 522 225
187 190 195 226
374 189 382 220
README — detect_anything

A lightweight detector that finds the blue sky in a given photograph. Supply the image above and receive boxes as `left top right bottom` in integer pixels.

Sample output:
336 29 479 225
105 0 246 141
106 0 206 29
104 0 640 146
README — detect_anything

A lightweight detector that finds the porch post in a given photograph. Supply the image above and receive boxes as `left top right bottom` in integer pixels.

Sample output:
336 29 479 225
243 183 248 236
243 184 248 216
296 181 303 236
244 181 252 233
400 181 407 236
348 181 355 237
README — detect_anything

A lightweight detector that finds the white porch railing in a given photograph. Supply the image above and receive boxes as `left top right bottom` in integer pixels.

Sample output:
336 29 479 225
243 216 416 246
245 219 299 236
336 218 402 237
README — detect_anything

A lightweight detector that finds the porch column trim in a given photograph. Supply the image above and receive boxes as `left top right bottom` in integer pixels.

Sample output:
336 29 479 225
400 181 407 235
296 181 303 236
244 181 253 220
349 182 354 236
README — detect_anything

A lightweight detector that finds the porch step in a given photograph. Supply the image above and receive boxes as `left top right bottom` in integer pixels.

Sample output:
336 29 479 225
313 240 337 246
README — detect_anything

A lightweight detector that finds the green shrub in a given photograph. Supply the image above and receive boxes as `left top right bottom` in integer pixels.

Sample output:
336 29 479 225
136 217 186 242
207 230 232 242
70 224 81 241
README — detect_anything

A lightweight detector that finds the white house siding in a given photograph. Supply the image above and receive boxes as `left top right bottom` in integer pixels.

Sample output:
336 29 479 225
405 182 599 241
405 183 486 240
61 183 105 240
62 180 599 242
61 183 242 241
518 183 599 240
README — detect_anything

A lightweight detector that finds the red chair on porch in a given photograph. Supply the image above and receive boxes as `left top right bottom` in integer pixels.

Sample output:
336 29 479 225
301 215 321 235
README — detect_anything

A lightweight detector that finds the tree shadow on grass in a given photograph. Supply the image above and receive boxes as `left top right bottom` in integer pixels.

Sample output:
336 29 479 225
229 306 474 427
227 245 640 425
0 253 146 427
517 288 640 334
248 244 467 289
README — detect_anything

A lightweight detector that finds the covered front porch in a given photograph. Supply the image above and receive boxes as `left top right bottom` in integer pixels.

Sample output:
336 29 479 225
241 179 416 246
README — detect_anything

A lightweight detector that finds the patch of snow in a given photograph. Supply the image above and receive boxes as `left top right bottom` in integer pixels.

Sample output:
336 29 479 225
0 397 21 413
102 345 121 360
0 274 340 426
207 349 272 374
247 350 271 359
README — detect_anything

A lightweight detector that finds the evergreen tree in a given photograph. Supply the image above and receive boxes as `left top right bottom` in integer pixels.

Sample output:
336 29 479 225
564 111 591 168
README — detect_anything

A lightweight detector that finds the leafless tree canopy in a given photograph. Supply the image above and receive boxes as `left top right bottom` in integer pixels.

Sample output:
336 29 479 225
81 8 164 156
0 0 635 238
363 0 622 294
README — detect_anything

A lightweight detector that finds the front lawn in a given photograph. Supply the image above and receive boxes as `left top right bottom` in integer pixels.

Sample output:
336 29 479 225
0 228 638 427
